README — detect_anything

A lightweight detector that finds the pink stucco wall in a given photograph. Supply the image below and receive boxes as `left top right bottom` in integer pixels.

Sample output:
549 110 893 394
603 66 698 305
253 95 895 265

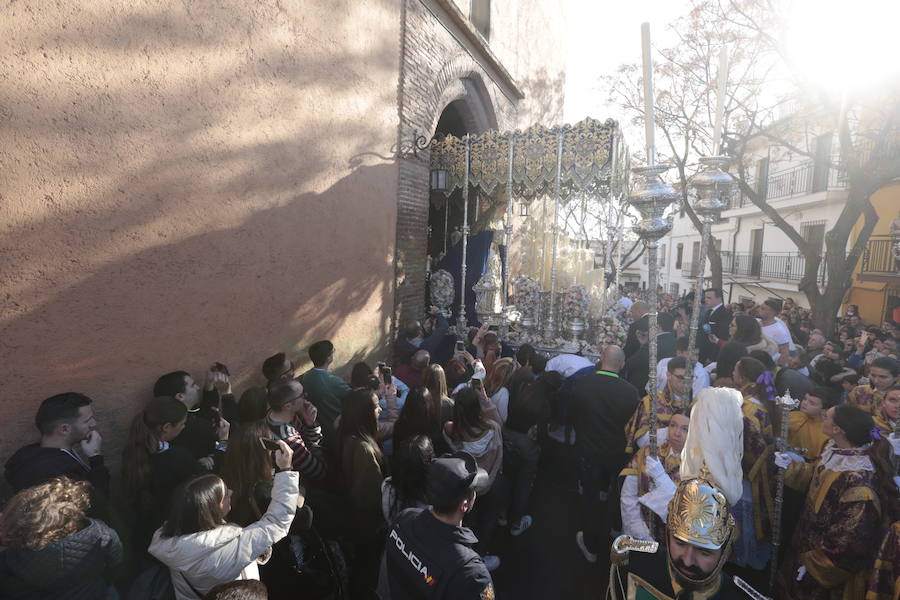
0 1 401 469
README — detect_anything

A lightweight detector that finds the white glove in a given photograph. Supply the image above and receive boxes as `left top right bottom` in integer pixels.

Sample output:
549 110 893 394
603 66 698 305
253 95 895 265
795 565 807 581
645 456 667 481
888 433 900 456
774 451 803 469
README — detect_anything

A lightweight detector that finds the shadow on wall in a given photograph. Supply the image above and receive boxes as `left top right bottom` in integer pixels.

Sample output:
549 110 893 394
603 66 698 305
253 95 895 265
0 162 397 484
0 0 404 482
516 67 568 127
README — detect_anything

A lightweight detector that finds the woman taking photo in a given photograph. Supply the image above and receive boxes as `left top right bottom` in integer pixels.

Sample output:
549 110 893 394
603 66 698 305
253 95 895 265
222 421 311 600
122 396 204 554
149 440 298 600
0 477 123 599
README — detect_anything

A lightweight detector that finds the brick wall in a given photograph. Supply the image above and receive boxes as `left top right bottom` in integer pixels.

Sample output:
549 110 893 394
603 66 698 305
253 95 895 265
394 0 520 331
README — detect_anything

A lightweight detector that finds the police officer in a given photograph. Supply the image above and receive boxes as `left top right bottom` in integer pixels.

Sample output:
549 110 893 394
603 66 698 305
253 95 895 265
380 451 496 599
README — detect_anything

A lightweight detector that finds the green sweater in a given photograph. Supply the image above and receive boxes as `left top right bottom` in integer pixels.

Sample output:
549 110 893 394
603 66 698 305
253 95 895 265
299 368 351 439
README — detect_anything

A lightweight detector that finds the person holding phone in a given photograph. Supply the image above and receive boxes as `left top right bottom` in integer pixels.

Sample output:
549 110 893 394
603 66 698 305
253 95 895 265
265 381 326 480
149 440 298 600
394 306 449 366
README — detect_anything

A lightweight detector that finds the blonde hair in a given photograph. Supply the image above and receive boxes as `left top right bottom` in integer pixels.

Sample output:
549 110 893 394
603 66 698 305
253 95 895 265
0 477 89 550
486 357 515 397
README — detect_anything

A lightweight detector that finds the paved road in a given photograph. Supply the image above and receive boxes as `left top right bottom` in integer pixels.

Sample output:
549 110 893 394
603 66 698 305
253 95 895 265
488 440 612 600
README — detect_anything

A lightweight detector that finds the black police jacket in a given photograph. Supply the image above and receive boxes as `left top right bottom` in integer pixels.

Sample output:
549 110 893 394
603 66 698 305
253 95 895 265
383 507 494 599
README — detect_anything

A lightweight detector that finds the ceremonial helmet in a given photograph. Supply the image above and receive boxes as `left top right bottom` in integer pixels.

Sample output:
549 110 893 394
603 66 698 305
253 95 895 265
665 475 735 590
666 475 734 550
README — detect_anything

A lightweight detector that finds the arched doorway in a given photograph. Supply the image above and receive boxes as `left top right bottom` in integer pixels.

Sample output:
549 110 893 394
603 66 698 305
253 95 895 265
426 76 499 283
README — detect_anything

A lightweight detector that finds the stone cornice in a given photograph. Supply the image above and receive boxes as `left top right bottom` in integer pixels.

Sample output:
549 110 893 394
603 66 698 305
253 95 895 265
421 0 526 101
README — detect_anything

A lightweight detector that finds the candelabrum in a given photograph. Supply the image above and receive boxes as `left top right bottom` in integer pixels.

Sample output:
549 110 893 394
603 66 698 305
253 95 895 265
771 391 800 591
684 156 734 406
628 164 679 457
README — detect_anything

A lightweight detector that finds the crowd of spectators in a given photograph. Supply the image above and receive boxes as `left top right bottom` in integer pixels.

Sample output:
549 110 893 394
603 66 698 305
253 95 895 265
1 293 898 599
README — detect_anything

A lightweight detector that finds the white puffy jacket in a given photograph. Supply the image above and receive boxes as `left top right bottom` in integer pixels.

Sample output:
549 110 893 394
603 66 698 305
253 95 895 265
149 470 299 600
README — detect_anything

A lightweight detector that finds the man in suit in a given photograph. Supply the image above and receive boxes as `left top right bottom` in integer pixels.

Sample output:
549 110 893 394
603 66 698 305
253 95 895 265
570 345 640 563
624 311 677 394
623 301 649 359
699 288 732 363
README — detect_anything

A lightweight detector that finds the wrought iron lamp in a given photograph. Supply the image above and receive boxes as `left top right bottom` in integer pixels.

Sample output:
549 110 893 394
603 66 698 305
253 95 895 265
430 169 448 192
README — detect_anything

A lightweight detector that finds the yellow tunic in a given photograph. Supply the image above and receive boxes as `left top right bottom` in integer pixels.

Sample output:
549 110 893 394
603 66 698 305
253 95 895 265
788 411 829 460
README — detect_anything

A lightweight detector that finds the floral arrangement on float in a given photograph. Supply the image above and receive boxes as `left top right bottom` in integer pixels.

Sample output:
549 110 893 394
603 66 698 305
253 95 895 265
595 307 628 348
563 285 590 324
430 269 455 316
513 275 541 324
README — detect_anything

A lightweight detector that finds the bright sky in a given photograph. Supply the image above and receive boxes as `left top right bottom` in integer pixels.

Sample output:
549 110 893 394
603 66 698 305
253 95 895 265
563 0 690 126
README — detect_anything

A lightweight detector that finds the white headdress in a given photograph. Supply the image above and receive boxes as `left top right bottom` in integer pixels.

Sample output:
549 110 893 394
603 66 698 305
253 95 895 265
679 387 744 506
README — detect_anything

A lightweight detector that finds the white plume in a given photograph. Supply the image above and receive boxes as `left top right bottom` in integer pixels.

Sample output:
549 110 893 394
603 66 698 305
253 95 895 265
680 387 744 506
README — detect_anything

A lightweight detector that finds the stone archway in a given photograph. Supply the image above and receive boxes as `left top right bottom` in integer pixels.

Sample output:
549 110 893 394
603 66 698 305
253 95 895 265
394 57 502 333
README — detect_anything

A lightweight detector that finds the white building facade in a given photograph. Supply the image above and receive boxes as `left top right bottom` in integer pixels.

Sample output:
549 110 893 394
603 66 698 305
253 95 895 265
629 118 849 309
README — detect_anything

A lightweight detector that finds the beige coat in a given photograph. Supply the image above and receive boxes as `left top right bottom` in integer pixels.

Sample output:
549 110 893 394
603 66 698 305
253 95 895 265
149 471 299 600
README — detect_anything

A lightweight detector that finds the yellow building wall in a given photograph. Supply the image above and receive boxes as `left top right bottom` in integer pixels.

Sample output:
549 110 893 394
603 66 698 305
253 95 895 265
845 181 900 325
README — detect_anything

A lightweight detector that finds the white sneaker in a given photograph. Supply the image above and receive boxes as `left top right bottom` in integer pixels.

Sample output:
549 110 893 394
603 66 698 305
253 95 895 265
575 531 598 563
511 515 533 536
482 554 501 571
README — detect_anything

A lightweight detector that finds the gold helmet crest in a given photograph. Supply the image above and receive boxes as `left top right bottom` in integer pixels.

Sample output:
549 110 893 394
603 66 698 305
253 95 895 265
666 476 735 550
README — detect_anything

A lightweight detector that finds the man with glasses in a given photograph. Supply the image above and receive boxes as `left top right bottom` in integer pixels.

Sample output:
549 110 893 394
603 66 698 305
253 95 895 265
266 380 326 479
262 352 298 388
624 356 691 455
655 336 710 400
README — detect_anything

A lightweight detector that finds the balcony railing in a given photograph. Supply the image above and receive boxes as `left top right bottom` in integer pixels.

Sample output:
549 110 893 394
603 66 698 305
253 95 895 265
681 262 700 278
719 251 827 284
860 235 899 278
724 160 848 209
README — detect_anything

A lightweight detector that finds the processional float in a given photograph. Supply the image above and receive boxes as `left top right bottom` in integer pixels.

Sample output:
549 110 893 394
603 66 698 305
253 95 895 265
428 116 630 348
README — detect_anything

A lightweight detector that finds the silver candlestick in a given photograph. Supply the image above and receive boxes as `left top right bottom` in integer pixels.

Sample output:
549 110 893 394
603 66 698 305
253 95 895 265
543 132 565 344
628 163 679 458
684 156 733 406
458 135 471 333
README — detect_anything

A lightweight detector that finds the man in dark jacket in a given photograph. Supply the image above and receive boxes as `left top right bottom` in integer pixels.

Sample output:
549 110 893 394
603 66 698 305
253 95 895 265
623 302 649 359
381 451 495 599
570 346 640 563
699 288 732 363
624 312 677 394
4 392 109 494
154 370 231 469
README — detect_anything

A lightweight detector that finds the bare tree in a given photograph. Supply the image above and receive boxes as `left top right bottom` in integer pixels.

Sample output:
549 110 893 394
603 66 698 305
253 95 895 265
604 0 900 334
558 193 645 280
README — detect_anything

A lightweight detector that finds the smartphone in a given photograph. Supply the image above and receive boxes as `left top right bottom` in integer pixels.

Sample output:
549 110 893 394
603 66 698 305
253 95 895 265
259 438 281 452
456 340 466 352
470 378 482 390
381 366 393 384
213 362 230 376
